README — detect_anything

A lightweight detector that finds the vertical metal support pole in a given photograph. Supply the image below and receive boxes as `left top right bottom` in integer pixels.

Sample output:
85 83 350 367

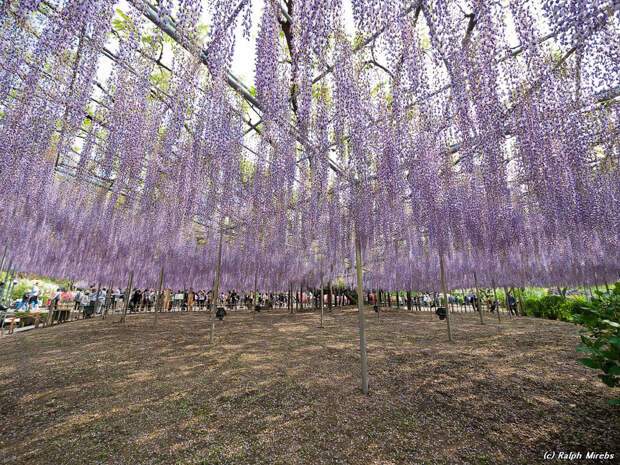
103 281 113 319
121 271 134 324
288 282 292 314
328 280 332 311
210 224 224 344
504 286 512 318
517 287 525 314
0 246 7 279
492 282 501 325
154 265 164 327
439 253 453 342
355 234 369 395
95 283 101 316
1 260 13 304
320 275 324 328
474 272 484 325
0 262 12 335
6 270 15 304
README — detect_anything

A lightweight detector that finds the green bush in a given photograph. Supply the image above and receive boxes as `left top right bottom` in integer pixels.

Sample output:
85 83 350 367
539 295 565 320
572 283 620 404
560 298 592 321
524 295 590 322
524 298 543 317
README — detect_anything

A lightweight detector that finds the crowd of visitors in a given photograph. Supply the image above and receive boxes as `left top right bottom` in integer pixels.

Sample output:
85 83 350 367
3 278 521 319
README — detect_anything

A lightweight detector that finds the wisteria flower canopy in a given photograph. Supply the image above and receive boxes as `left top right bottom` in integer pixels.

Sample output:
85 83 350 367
0 0 618 291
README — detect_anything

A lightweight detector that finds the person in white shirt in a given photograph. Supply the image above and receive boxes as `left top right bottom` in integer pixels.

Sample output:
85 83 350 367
97 288 106 314
28 282 40 311
80 292 89 307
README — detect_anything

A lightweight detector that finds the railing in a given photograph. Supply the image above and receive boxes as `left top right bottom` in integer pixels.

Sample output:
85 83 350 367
0 300 83 336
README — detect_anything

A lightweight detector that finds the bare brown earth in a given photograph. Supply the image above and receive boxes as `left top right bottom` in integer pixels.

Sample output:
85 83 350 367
0 308 617 465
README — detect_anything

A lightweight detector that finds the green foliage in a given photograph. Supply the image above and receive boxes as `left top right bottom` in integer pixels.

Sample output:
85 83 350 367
11 281 32 300
112 8 137 37
523 295 580 322
523 298 543 318
572 284 620 404
539 295 566 320
149 68 171 93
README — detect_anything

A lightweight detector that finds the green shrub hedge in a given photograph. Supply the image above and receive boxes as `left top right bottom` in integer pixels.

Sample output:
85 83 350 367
523 295 593 322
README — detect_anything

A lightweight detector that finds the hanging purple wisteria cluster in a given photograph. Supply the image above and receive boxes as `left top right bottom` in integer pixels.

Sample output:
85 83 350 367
0 0 617 292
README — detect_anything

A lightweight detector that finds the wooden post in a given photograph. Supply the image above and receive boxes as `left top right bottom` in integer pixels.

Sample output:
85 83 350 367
46 297 55 327
120 271 134 324
355 234 368 395
210 224 224 344
474 272 484 325
439 253 453 342
153 265 164 327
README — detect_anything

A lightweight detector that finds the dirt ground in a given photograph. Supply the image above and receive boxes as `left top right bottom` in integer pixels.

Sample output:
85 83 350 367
0 307 617 465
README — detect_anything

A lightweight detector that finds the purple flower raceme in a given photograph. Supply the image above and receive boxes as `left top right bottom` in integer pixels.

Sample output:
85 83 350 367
0 1 617 291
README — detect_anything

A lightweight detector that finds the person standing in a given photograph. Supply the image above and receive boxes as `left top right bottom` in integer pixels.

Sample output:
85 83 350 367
28 282 41 311
73 289 82 311
97 288 106 314
80 291 90 317
89 287 98 314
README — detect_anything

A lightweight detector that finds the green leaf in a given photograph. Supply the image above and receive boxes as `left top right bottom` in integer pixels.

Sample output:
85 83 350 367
607 398 620 405
608 365 620 376
598 374 616 388
579 358 601 369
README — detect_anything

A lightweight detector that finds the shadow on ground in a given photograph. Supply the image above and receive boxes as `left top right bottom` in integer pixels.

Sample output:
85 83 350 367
0 309 616 465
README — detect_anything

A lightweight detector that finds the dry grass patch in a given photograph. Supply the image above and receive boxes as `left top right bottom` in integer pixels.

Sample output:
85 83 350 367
0 309 617 465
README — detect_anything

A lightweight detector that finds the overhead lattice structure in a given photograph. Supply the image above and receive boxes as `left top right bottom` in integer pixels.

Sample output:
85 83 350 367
0 0 618 292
